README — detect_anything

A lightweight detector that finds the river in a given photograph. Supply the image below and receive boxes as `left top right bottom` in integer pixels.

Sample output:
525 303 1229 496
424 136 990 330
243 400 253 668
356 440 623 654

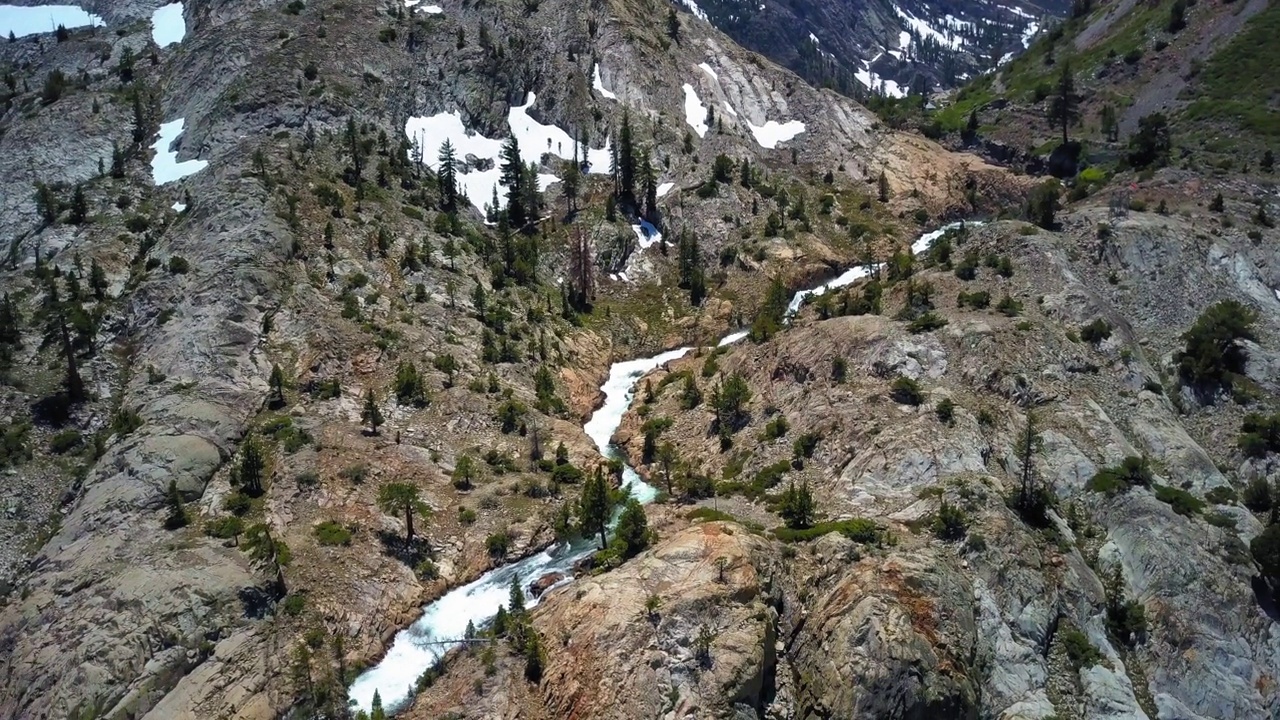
346 220 976 714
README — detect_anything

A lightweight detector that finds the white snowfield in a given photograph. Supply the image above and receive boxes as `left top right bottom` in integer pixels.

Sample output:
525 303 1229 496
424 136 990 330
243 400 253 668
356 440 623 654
656 182 675 198
682 83 709 138
151 119 208 185
592 63 617 100
0 4 101 38
150 2 185 47
404 92 611 215
403 0 442 12
747 119 805 150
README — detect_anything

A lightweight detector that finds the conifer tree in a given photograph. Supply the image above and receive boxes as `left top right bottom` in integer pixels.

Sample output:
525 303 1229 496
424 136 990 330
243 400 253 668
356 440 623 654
377 481 429 544
438 139 458 213
619 112 636 203
89 259 108 300
361 388 384 435
39 281 86 402
641 148 657 222
0 293 22 349
164 479 189 529
238 434 266 496
1048 62 1079 145
578 467 610 549
500 135 526 228
69 185 88 224
269 364 286 407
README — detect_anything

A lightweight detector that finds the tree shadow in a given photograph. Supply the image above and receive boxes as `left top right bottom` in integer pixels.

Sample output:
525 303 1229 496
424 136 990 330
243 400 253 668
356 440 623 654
377 530 433 567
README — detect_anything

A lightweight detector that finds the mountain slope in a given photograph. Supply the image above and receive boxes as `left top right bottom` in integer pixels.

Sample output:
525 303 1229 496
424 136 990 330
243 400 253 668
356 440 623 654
681 0 1072 97
0 0 1012 717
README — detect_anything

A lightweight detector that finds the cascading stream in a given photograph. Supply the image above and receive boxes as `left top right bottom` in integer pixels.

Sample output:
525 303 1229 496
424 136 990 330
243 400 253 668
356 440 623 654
347 221 977 714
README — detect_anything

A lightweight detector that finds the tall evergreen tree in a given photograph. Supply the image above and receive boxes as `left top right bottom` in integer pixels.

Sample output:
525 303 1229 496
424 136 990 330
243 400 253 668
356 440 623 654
238 434 266 496
640 148 657 222
39 281 86 402
1048 62 1079 145
269 364 286 407
0 293 22 348
377 482 429 544
438 139 458 213
500 135 527 228
361 388 384 434
619 112 636 204
578 467 610 549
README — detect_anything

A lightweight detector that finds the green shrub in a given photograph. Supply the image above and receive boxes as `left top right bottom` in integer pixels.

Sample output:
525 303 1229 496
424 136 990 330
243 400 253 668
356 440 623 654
224 492 252 515
1243 477 1273 511
340 463 368 484
1177 300 1258 396
890 375 924 405
167 256 190 274
996 295 1023 317
1062 627 1102 669
314 520 352 546
281 594 306 616
486 530 511 558
1154 484 1205 516
908 311 948 333
1205 485 1237 505
49 429 83 454
1087 456 1153 495
760 415 789 441
1238 413 1280 458
957 290 990 309
1080 318 1112 344
774 518 880 543
932 500 967 541
935 399 955 425
1251 524 1280 579
207 515 244 539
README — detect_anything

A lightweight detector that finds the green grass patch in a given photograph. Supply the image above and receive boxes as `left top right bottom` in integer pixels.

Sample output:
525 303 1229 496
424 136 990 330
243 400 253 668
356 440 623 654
773 518 881 543
1183 3 1280 140
1154 484 1205 516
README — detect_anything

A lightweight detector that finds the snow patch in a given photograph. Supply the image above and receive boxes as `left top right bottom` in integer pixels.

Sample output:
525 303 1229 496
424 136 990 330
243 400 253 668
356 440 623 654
404 0 442 11
592 63 617 100
656 182 675 198
855 68 906 99
747 119 805 149
808 32 819 45
405 92 611 215
1021 20 1040 48
631 219 663 250
697 62 718 80
682 83 708 138
680 0 707 21
0 4 101 37
894 6 966 51
150 2 185 47
172 201 187 213
151 119 208 185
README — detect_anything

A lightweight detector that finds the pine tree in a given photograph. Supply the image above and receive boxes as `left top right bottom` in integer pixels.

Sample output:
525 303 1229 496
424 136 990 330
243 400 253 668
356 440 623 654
89 259 108 300
877 171 889 203
269 364 286 407
369 690 386 720
69 185 88 224
619 112 636 203
438 139 458 213
377 481 429 544
39 281 86 402
578 467 611 549
740 157 752 188
780 480 815 529
563 144 581 216
361 388 384 434
238 434 266 496
640 148 657 222
33 182 58 225
500 135 526 228
1048 62 1079 145
509 575 527 616
164 479 189 529
0 293 22 349
666 6 679 40
1100 104 1118 142
1263 150 1275 174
